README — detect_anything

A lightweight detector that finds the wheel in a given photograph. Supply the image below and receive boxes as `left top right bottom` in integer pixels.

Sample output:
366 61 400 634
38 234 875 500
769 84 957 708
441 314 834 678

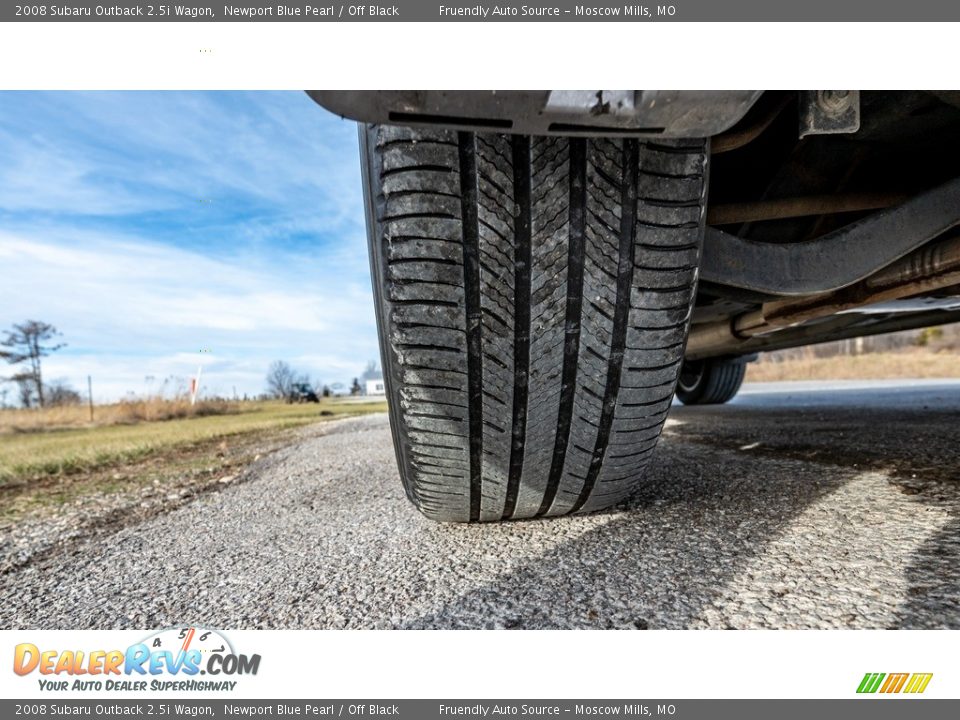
675 358 746 405
362 124 708 522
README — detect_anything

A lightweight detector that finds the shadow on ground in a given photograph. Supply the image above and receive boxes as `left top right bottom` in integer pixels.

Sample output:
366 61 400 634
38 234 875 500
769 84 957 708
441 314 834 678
404 395 960 629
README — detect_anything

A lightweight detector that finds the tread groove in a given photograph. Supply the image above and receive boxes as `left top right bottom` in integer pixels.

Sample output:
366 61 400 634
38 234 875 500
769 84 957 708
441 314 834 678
459 131 484 523
570 139 638 515
381 211 459 223
381 164 455 178
537 137 587 518
502 136 532 520
390 299 459 308
396 343 463 353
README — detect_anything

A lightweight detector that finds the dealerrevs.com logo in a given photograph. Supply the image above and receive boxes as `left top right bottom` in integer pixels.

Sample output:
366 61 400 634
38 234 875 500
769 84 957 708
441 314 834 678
857 673 933 694
13 627 260 693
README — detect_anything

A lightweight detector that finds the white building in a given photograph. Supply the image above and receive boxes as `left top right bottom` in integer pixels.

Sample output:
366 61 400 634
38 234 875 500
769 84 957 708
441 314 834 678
365 374 385 396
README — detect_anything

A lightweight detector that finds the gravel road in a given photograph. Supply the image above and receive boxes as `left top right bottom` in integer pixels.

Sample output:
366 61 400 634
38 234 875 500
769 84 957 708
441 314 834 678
3 380 958 629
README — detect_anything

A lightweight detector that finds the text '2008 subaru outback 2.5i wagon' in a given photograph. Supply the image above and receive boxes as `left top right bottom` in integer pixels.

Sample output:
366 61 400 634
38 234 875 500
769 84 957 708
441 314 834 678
310 90 960 522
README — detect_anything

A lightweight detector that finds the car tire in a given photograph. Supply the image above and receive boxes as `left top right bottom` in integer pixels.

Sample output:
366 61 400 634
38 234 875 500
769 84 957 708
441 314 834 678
362 124 709 522
675 358 747 405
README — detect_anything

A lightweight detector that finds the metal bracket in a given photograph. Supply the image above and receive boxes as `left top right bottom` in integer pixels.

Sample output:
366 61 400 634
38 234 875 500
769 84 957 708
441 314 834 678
700 176 960 295
307 90 762 138
798 90 860 138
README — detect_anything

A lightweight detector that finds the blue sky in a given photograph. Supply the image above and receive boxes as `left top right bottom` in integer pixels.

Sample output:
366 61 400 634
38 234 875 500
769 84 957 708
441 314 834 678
0 91 379 402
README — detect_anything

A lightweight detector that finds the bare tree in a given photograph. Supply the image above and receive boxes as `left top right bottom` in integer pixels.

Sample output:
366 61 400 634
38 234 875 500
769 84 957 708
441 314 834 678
0 321 66 408
11 373 35 408
265 360 298 400
46 379 82 406
361 359 380 381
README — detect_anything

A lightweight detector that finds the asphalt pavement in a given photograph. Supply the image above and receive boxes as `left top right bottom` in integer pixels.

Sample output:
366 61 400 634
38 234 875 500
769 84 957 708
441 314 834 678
3 380 958 629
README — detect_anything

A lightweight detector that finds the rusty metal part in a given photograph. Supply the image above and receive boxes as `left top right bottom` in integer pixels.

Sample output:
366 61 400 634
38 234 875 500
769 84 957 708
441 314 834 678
308 90 763 138
687 232 960 359
799 90 861 138
711 93 792 154
690 306 960 359
700 176 960 295
868 238 960 289
761 234 960 328
707 192 906 226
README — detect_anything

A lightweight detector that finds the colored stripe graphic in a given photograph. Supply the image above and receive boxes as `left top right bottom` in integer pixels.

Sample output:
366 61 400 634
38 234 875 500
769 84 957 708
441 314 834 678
904 673 934 694
881 673 909 693
857 672 933 694
857 673 885 693
892 673 910 693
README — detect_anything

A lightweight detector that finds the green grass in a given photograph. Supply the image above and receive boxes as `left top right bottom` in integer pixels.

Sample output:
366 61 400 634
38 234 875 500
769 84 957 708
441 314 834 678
0 399 386 485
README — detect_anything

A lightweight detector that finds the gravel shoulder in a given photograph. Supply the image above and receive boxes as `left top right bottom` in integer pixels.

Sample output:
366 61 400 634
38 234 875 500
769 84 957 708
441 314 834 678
2 382 958 629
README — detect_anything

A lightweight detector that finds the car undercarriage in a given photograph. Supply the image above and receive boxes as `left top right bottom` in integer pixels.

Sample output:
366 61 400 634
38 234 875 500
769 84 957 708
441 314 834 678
309 90 960 521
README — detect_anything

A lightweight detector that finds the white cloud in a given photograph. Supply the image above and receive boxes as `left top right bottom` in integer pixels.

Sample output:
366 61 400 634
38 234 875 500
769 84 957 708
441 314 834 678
0 228 379 400
0 92 363 223
0 91 381 402
0 129 166 216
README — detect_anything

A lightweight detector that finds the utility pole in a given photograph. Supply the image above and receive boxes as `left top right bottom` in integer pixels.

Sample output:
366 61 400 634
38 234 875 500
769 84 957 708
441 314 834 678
87 375 94 422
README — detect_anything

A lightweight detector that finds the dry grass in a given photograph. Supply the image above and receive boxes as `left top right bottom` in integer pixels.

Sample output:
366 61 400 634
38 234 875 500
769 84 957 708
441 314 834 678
0 398 387 484
746 350 960 382
0 396 236 433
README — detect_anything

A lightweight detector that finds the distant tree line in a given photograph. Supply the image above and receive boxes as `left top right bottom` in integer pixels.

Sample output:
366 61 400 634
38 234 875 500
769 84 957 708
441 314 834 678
264 359 381 400
264 360 332 402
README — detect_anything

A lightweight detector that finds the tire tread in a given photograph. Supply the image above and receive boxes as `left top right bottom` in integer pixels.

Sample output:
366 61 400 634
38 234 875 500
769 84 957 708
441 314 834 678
366 125 707 521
